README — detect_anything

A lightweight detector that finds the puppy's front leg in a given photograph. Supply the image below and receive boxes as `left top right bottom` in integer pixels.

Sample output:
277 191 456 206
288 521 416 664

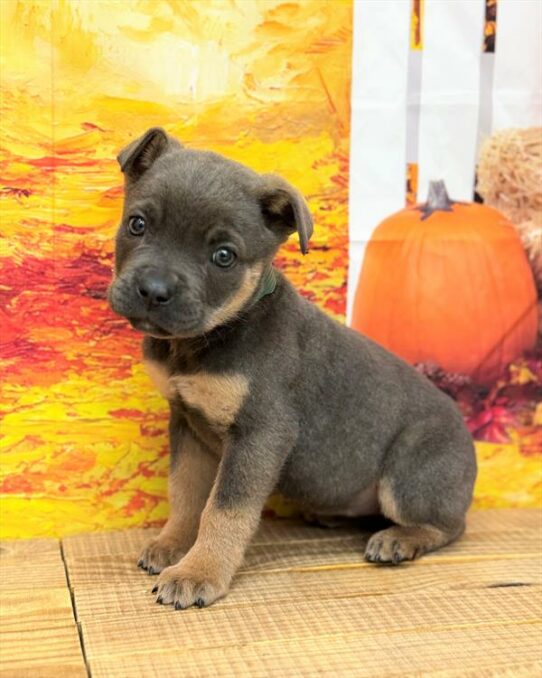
138 424 218 574
154 425 293 608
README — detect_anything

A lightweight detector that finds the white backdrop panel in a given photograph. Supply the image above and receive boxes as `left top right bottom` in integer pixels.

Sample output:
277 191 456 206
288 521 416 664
417 0 486 202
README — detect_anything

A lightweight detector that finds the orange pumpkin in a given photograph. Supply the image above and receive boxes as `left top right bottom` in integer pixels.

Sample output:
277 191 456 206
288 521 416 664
352 180 538 385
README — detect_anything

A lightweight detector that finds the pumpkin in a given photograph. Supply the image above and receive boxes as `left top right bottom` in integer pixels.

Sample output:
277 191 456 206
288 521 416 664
352 180 538 385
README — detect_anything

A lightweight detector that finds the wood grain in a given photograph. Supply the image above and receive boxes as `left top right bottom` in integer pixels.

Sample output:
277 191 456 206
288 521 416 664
0 538 87 677
2 509 541 677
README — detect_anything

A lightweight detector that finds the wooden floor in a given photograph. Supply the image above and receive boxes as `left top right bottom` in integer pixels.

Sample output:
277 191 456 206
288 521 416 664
1 509 541 677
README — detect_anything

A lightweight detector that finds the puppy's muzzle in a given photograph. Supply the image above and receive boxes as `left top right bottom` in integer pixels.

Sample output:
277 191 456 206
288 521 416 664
109 264 205 338
136 268 177 309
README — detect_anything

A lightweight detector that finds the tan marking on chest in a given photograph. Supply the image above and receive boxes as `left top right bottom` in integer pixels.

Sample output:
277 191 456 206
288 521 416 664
144 359 173 399
171 372 249 429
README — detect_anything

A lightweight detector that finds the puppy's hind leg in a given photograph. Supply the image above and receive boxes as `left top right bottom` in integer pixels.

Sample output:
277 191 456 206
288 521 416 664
365 419 476 565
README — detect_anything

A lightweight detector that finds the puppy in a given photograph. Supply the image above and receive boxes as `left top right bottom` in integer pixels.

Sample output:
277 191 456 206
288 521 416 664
108 128 477 609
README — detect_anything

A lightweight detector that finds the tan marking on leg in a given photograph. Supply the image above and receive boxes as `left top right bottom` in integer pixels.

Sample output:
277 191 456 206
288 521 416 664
143 359 172 399
378 477 402 524
204 262 264 331
138 431 218 574
372 477 465 562
155 487 261 607
165 434 219 545
171 372 249 430
179 502 257 586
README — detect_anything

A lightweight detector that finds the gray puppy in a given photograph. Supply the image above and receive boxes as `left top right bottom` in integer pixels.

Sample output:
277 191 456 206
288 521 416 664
108 128 477 610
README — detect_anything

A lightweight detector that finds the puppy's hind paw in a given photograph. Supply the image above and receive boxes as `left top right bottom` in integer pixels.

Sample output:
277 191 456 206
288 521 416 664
365 527 422 565
364 524 453 565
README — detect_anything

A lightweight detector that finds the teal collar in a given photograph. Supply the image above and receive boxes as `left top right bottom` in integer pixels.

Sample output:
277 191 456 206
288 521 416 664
251 265 277 306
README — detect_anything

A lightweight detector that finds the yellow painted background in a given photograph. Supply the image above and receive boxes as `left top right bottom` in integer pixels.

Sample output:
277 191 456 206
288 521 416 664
0 0 540 539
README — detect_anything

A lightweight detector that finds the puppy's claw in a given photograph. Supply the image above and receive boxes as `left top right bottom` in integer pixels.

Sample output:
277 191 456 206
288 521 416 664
365 540 383 563
391 540 402 565
151 585 158 594
137 537 187 577
155 563 227 609
156 596 164 605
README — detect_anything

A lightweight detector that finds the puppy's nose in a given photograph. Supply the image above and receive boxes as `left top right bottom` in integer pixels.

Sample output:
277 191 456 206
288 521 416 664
137 273 174 307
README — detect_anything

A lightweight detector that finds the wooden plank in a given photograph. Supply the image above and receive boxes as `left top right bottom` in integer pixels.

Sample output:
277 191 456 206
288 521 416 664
3 510 540 677
464 508 542 533
61 509 542 556
0 666 87 678
429 662 542 677
60 509 542 558
60 510 542 589
257 508 542 542
64 510 542 676
0 537 68 589
240 529 542 573
0 560 70 589
87 622 542 678
0 626 87 677
62 528 159 561
79 587 541 660
63 527 542 587
73 557 542 620
0 538 61 560
0 588 75 632
0 538 88 677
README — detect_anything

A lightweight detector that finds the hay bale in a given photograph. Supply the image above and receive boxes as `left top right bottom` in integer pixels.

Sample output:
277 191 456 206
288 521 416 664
477 128 542 292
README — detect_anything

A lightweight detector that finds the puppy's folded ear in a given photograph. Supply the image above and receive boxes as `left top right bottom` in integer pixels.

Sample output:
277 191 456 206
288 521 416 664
117 127 181 181
258 174 313 254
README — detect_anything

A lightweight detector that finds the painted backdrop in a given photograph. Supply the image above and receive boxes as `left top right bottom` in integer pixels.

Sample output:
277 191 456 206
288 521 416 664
1 0 351 537
0 0 540 539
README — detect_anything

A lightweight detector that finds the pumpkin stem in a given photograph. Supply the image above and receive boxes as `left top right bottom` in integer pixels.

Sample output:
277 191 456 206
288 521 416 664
419 180 455 219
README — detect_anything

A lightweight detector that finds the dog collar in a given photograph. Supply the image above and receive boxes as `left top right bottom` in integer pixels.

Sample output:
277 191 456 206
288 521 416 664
251 265 277 305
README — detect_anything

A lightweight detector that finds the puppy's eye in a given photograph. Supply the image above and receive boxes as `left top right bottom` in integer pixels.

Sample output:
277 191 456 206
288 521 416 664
128 216 146 236
212 247 236 269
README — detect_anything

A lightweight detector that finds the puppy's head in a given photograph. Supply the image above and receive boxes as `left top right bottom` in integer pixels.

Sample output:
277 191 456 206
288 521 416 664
108 128 313 339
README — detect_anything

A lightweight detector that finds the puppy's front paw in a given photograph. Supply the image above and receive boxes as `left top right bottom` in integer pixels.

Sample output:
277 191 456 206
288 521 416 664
153 559 229 609
138 537 186 575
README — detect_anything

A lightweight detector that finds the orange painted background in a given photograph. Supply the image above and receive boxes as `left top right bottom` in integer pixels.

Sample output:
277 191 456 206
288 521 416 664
0 0 540 539
0 0 351 537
